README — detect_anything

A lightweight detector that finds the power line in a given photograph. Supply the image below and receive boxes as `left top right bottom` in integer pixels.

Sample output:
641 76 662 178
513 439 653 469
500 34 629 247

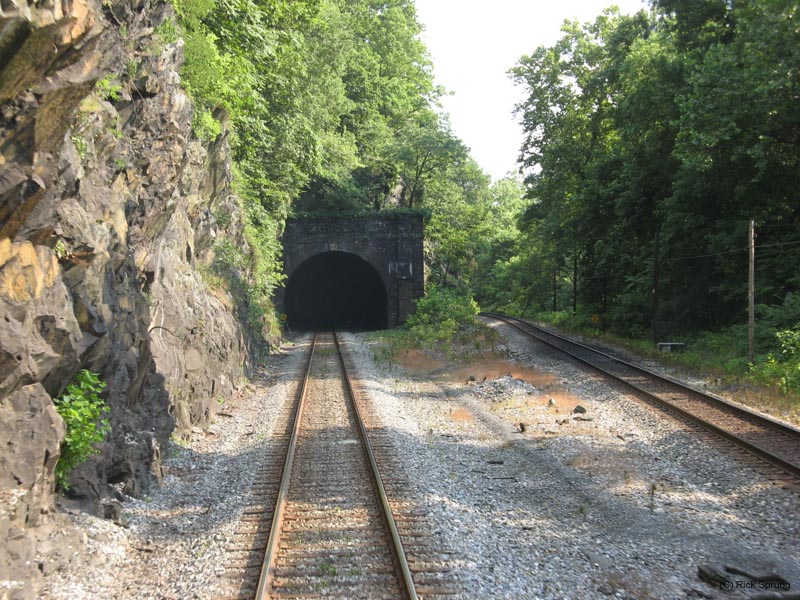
663 246 746 262
661 238 800 263
755 223 800 230
757 239 800 250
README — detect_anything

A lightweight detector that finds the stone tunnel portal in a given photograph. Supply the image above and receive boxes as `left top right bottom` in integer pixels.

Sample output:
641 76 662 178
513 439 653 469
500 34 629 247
284 251 388 331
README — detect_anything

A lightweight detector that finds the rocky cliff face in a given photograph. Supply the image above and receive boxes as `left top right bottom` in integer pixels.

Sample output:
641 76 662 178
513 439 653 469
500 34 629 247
0 1 252 597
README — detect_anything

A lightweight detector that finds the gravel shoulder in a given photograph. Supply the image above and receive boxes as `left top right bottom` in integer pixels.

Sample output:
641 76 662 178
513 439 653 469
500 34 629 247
519 318 800 429
39 327 800 600
40 339 307 600
342 325 800 600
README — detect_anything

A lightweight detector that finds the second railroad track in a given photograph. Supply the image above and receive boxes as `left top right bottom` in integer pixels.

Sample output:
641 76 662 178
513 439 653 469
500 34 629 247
482 312 800 486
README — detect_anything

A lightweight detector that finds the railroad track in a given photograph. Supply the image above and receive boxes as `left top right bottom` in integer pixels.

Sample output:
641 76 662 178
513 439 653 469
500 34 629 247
223 332 458 600
482 312 800 485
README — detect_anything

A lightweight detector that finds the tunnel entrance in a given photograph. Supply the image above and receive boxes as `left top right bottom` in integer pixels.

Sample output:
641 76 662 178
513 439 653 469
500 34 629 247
284 251 388 331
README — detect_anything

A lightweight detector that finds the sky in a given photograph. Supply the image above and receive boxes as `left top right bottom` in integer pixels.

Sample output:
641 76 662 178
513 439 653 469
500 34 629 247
413 0 649 181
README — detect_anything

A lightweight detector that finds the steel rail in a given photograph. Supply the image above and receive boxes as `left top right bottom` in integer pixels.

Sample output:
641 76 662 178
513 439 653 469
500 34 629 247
254 332 317 600
482 312 800 480
254 332 418 600
333 332 418 600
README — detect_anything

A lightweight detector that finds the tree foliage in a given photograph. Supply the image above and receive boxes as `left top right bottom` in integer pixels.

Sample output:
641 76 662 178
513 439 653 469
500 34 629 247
471 1 797 390
172 0 486 345
53 370 110 490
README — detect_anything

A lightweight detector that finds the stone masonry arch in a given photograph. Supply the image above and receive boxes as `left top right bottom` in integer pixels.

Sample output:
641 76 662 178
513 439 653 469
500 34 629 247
278 214 424 330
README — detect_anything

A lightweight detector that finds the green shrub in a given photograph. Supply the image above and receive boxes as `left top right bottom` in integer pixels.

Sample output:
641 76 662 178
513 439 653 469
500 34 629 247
776 328 800 357
193 108 222 141
404 285 479 350
213 206 232 228
750 327 800 395
153 18 179 48
53 370 110 490
95 75 123 102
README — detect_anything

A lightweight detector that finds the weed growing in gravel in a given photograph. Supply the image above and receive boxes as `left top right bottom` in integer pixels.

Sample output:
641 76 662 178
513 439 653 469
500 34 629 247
170 432 190 448
648 483 658 512
369 310 501 370
319 561 337 576
403 285 479 353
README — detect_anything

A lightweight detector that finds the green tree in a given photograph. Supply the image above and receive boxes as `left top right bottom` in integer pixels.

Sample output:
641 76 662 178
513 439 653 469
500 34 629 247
424 156 490 285
511 9 658 332
665 0 800 326
390 119 468 208
507 0 799 349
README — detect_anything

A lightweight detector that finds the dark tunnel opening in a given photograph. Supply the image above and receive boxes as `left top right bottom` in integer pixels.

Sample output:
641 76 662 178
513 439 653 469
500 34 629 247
284 251 388 331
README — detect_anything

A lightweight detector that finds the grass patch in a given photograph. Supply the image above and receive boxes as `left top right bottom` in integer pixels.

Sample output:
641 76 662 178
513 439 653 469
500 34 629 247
367 318 500 372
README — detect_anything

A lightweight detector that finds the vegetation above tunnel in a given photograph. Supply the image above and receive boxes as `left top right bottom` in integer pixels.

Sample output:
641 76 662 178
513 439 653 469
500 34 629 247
173 0 799 395
173 0 490 346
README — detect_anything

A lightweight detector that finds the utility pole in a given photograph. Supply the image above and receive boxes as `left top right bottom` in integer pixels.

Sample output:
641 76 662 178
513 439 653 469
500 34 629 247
748 219 755 364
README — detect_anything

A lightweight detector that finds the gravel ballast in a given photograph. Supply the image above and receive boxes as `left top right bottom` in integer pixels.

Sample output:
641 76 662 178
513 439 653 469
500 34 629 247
40 328 800 599
342 326 800 600
41 341 307 600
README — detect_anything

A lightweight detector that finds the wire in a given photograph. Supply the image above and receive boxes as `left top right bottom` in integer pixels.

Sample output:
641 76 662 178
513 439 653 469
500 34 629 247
661 238 800 262
662 246 746 262
757 239 800 250
755 223 800 230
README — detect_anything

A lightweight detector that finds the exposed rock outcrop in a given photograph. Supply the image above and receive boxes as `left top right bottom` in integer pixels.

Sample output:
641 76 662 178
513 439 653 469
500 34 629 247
1 1 253 596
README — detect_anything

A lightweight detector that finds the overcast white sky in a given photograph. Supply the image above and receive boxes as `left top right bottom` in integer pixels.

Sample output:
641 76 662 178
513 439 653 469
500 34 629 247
414 0 649 181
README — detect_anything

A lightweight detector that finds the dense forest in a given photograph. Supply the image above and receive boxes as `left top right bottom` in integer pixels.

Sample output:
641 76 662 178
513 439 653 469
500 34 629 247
481 0 800 392
175 0 798 391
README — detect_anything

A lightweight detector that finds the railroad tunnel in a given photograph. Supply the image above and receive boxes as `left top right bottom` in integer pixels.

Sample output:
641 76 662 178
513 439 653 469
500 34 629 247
284 251 388 331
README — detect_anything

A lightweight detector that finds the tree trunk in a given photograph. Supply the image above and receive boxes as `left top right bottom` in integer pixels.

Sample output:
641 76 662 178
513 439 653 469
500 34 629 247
601 276 608 334
748 219 755 363
651 231 661 343
522 289 535 316
572 254 578 316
